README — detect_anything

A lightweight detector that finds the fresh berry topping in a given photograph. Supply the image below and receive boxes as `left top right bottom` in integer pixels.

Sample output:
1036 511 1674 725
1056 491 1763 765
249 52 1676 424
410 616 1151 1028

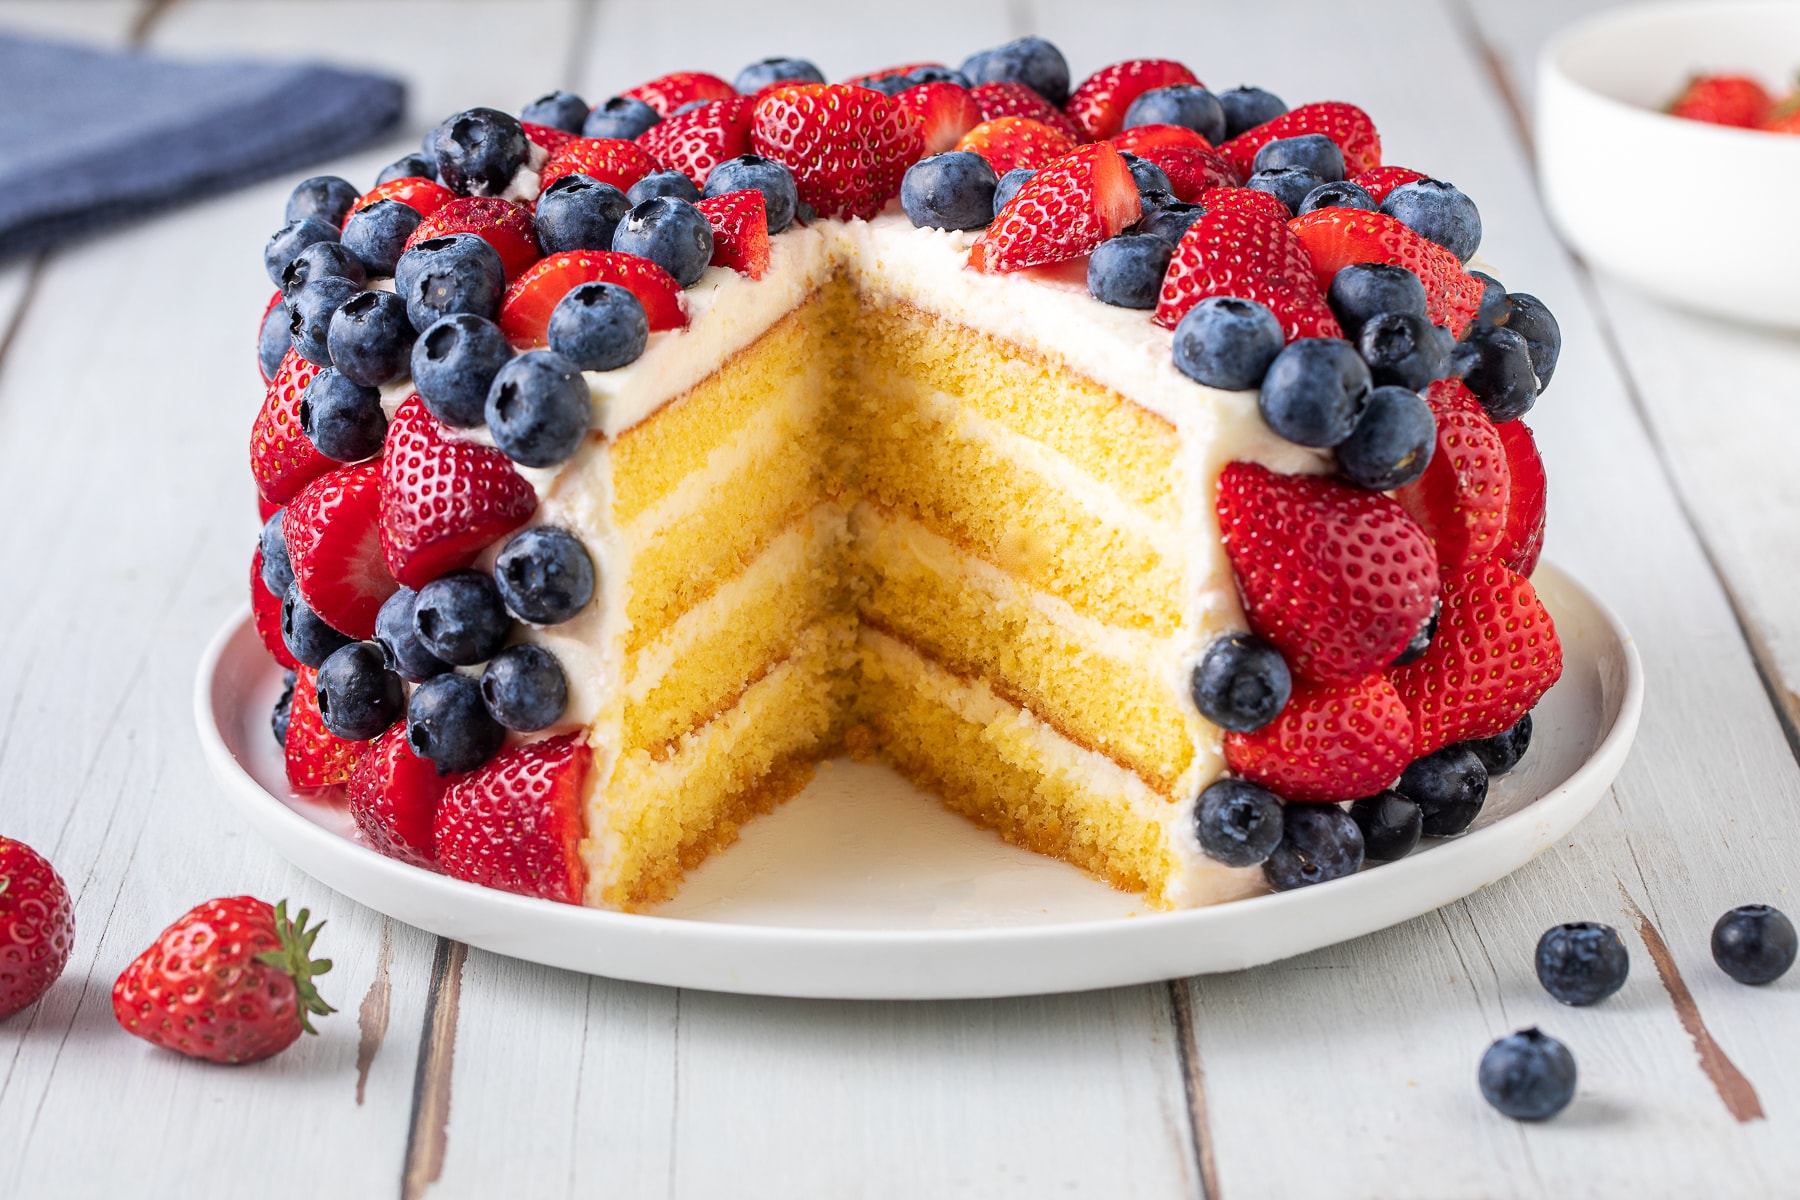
348 723 452 867
548 280 650 369
299 368 387 462
521 90 591 135
314 641 405 741
1502 292 1561 387
585 95 663 141
1244 166 1321 215
966 80 1082 141
376 152 439 187
284 460 399 639
1195 185 1289 221
703 157 799 237
1479 1029 1576 1121
282 583 354 668
540 136 660 193
279 240 365 305
0 837 75 1020
953 116 1075 175
501 250 686 347
622 71 737 118
1473 272 1511 319
521 122 578 155
1111 123 1211 156
377 395 538 588
991 166 1035 215
1065 59 1200 143
1381 178 1481 263
1395 379 1512 570
1357 312 1451 392
1087 233 1173 309
250 350 333 504
1123 84 1225 145
1395 742 1488 835
413 568 513 665
1190 632 1292 732
1125 142 1239 203
895 82 983 154
287 175 359 228
612 195 715 286
1351 164 1427 204
328 290 416 387
260 509 295 596
749 83 924 220
1257 338 1372 447
898 151 995 232
435 732 591 903
1326 261 1428 339
1336 385 1436 491
735 56 826 94
407 673 505 775
694 190 771 279
346 177 456 227
1152 206 1341 339
251 549 301 670
396 233 507 332
1667 74 1773 127
375 587 451 682
1535 922 1630 1006
481 644 569 732
1712 905 1798 985
1388 559 1562 755
535 174 633 254
1120 152 1173 196
411 313 513 427
1224 675 1416 803
285 665 362 787
1218 85 1288 139
1347 791 1422 862
1263 802 1366 889
1449 321 1539 423
1299 180 1376 214
628 169 702 205
428 107 529 197
1255 133 1346 183
843 62 945 94
1219 101 1381 180
1468 711 1532 775
634 97 756 187
494 526 597 625
1217 462 1440 683
258 290 289 381
287 275 360 367
485 349 591 468
1193 778 1285 867
1493 419 1547 576
342 199 424 276
264 216 340 288
960 38 1072 107
968 143 1140 273
1289 207 1483 337
1172 296 1285 390
405 196 540 281
1135 195 1204 244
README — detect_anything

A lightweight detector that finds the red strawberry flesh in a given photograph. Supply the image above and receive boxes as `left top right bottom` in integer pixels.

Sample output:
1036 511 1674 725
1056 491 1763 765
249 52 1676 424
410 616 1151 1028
434 732 591 904
284 459 398 640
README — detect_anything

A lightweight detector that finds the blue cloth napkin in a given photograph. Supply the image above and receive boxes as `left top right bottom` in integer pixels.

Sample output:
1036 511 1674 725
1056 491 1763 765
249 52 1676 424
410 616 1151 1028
0 33 405 260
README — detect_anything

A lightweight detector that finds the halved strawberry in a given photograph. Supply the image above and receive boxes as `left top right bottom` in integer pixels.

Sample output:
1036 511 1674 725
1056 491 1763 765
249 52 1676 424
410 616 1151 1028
968 143 1139 273
349 724 452 868
954 116 1077 174
749 83 923 220
250 350 333 505
1197 186 1290 221
1223 674 1417 803
539 137 659 193
1389 559 1562 755
1288 208 1484 336
1494 418 1547 577
635 96 754 186
1219 101 1381 179
896 82 982 154
1064 59 1200 142
257 493 282 523
1134 143 1238 201
343 176 455 227
434 732 591 903
1111 123 1211 155
1395 380 1511 572
378 395 538 588
500 250 687 346
257 290 283 383
285 460 399 640
286 667 363 790
521 121 579 155
1153 207 1342 340
405 196 540 281
1351 165 1427 204
968 80 1084 142
1217 462 1440 683
1667 74 1772 128
622 71 737 117
696 190 770 279
250 548 300 670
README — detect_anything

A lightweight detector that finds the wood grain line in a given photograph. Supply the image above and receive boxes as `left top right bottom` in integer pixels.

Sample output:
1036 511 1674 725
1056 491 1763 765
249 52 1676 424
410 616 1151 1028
356 921 394 1106
403 938 468 1200
0 256 48 378
129 0 183 44
1166 980 1220 1200
1618 889 1765 1123
1443 0 1534 157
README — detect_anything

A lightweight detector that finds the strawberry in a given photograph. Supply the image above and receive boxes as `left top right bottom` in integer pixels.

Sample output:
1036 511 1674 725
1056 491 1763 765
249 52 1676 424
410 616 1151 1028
896 82 982 154
1152 207 1342 340
405 196 540 281
434 733 591 904
1667 74 1772 127
500 249 686 346
1197 186 1291 221
1223 675 1416 803
284 460 398 640
843 63 943 89
285 666 363 788
1219 101 1381 179
1288 207 1484 336
1394 380 1511 572
1494 418 1547 577
1389 559 1562 754
1351 165 1427 204
349 724 452 869
250 548 300 670
539 136 659 193
521 120 578 154
1064 59 1200 142
954 115 1077 174
377 395 538 588
1111 123 1212 154
257 290 283 383
968 80 1084 142
696 190 770 279
1217 462 1440 683
635 96 755 186
257 493 282 523
249 349 332 505
1132 143 1238 202
1764 92 1800 133
112 896 333 1064
0 837 75 1021
343 176 455 227
749 83 923 220
968 143 1140 273
622 70 736 117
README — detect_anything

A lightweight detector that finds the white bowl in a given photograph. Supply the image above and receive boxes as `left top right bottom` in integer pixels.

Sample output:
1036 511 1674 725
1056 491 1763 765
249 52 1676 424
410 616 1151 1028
1538 1 1800 327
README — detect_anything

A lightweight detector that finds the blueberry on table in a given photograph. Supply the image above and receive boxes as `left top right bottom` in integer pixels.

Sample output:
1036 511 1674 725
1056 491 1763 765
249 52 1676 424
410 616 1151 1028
535 174 634 253
285 175 360 228
1194 778 1284 868
329 290 417 387
1711 905 1797 985
705 155 801 234
1135 199 1203 244
407 673 506 775
991 167 1036 216
1087 235 1174 310
1119 153 1173 198
1173 297 1284 391
734 56 825 93
288 275 362 367
958 36 1071 106
1357 311 1449 392
548 282 649 373
397 233 507 332
627 169 701 206
902 152 1000 232
299 368 388 462
486 350 592 468
1479 1028 1576 1121
520 90 591 134
280 239 365 304
412 313 513 428
271 669 297 747
375 587 451 683
1396 744 1489 836
1190 633 1291 732
1391 600 1440 668
1502 292 1562 387
585 95 662 141
1253 134 1346 183
264 215 340 287
1382 179 1482 263
1348 791 1423 862
494 526 597 625
282 583 354 668
611 196 714 286
1336 385 1436 491
1299 180 1375 214
1123 84 1225 145
1451 321 1538 423
1257 338 1372 447
314 641 405 741
413 569 514 666
1244 166 1321 215
259 299 291 380
429 107 529 197
1218 85 1287 139
481 644 570 732
1263 803 1365 890
259 511 294 597
1327 262 1428 339
377 152 438 187
1467 712 1532 775
342 199 424 277
1535 922 1630 1005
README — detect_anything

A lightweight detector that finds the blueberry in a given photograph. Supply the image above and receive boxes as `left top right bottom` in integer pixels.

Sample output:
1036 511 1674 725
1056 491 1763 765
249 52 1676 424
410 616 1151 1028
494 526 597 624
341 199 423 277
374 587 451 682
627 169 701 206
1194 778 1284 867
1299 180 1376 214
287 275 362 367
669 100 711 117
281 241 366 309
480 644 570 732
1263 803 1365 891
1327 262 1428 340
1119 152 1173 198
548 282 648 371
1348 791 1423 862
704 154 800 233
1218 85 1288 139
1397 744 1488 836
1480 1029 1576 1121
397 233 507 332
611 196 714 286
859 74 912 97
1173 297 1284 391
314 641 405 741
406 673 506 775
1382 179 1482 263
958 36 1070 105
520 90 590 134
282 582 353 668
991 167 1036 216
1392 599 1440 667
1135 199 1203 245
1450 322 1538 422
1470 270 1510 324
412 313 513 428
1122 84 1225 145
264 215 340 288
1244 167 1321 215
328 289 416 387
1335 385 1435 491
1712 905 1798 985
486 350 591 467
258 299 291 380
1086 235 1172 310
259 510 294 597
1503 293 1561 387
1253 134 1345 183
534 173 633 254
734 56 825 93
376 152 438 187
298 368 387 461
429 106 529 197
1258 338 1372 447
413 569 513 666
285 176 360 228
1357 311 1449 392
585 95 662 141
271 669 297 746
904 66 971 87
1536 922 1630 1005
1190 633 1291 732
1468 712 1532 775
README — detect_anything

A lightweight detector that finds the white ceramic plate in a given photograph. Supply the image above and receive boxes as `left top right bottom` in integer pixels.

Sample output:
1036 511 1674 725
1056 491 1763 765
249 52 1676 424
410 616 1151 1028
194 562 1641 1000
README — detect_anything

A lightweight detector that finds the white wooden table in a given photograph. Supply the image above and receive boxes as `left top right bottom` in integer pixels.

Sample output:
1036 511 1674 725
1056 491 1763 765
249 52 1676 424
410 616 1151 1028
1 1 1796 1195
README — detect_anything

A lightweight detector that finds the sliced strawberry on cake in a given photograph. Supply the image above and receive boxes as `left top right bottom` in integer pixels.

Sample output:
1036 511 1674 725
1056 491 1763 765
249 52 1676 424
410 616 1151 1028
434 732 592 903
500 250 687 346
1494 419 1547 576
284 460 399 640
405 196 540 281
1288 207 1484 336
696 190 770 279
954 116 1077 174
251 350 333 505
286 666 363 789
622 70 737 117
635 96 755 186
968 80 1084 142
1351 165 1427 204
343 176 455 227
1223 674 1417 803
349 724 453 868
895 82 982 154
969 143 1140 273
1394 379 1512 571
1064 59 1200 142
521 121 579 155
1196 186 1291 221
1153 207 1341 340
749 83 924 220
539 136 660 193
1218 101 1382 179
